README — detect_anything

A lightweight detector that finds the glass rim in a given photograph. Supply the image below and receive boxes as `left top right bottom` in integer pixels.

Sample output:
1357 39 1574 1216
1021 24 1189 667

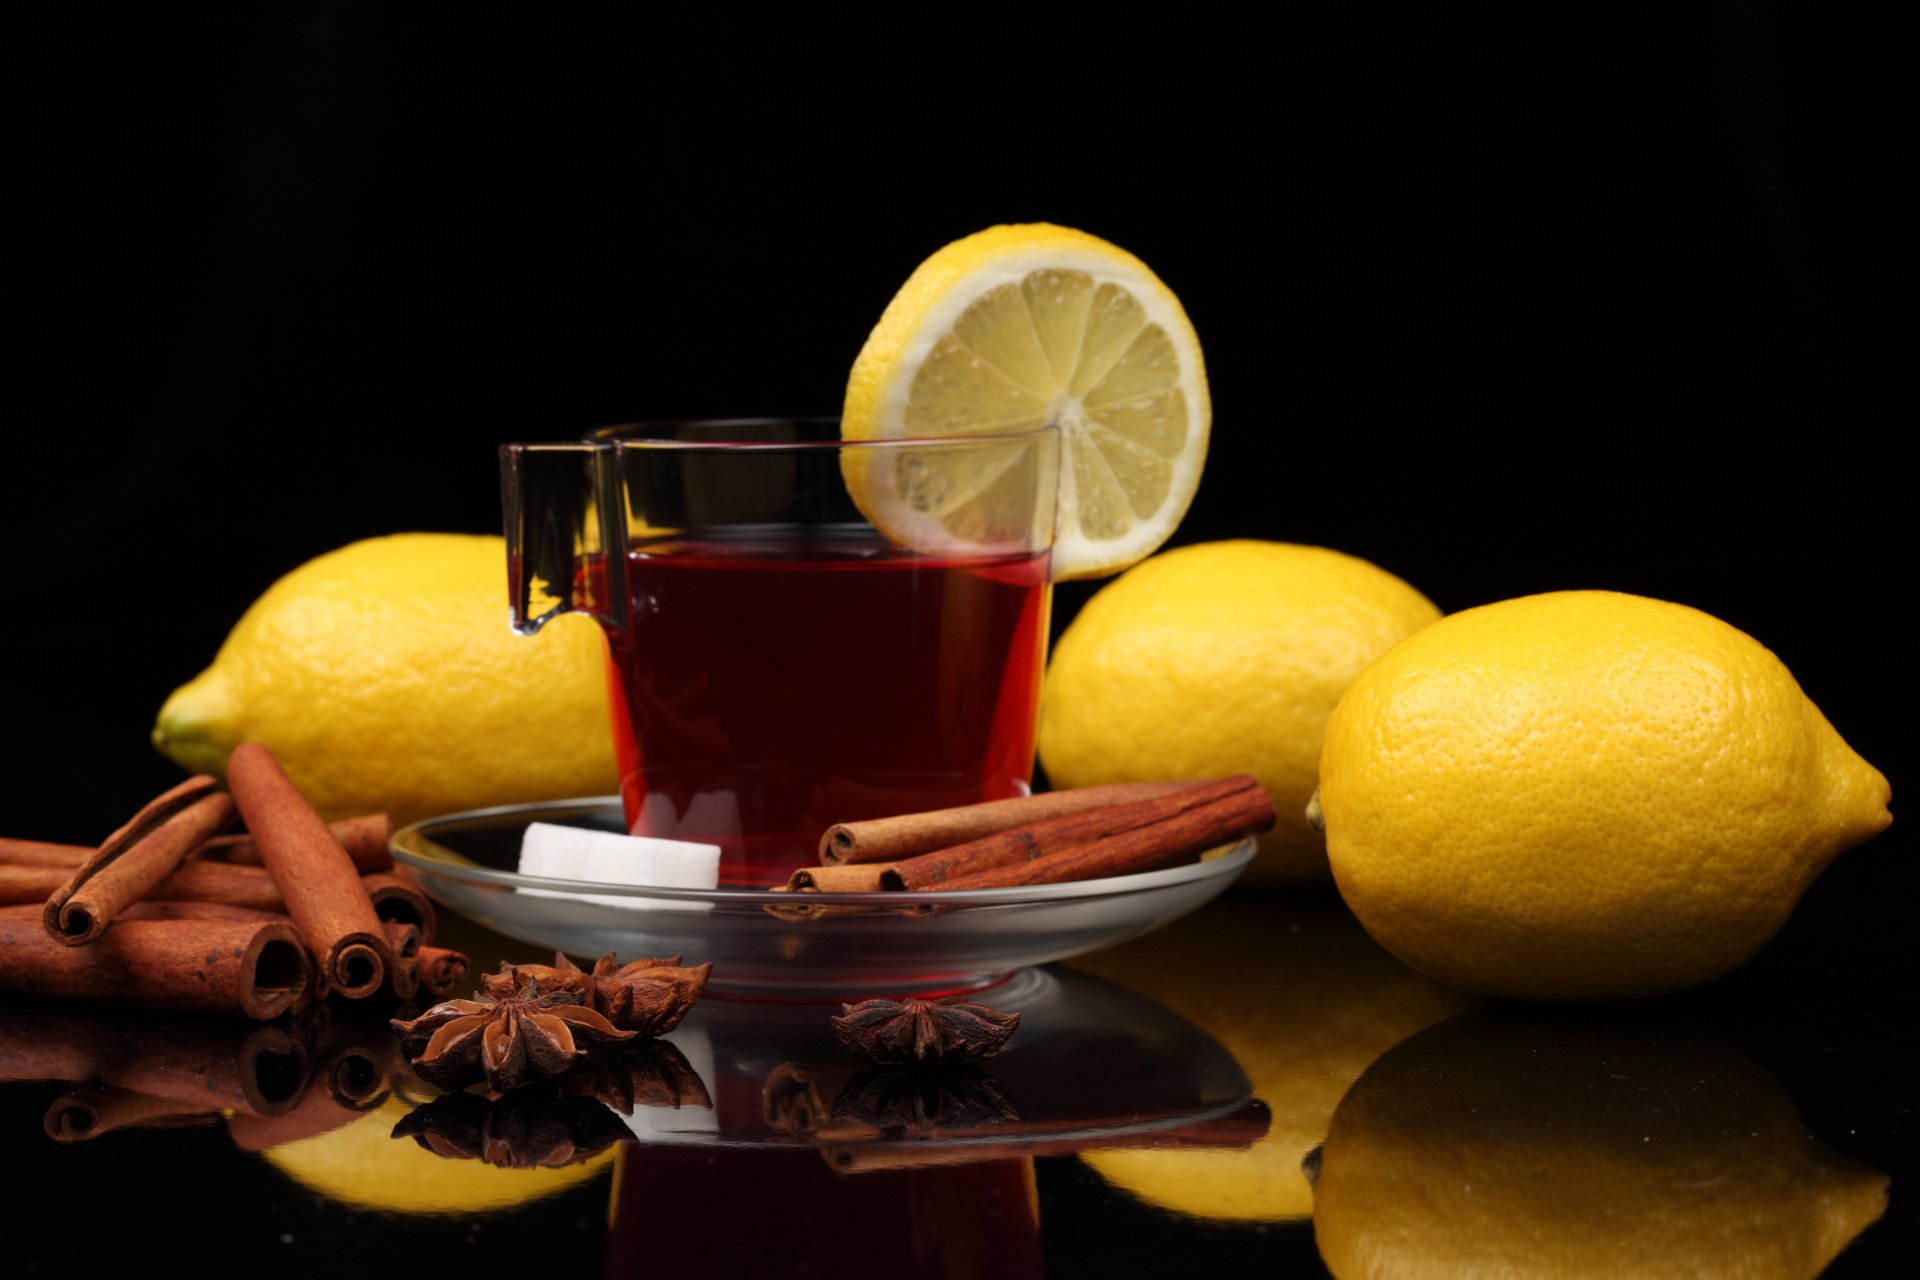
579 416 1059 454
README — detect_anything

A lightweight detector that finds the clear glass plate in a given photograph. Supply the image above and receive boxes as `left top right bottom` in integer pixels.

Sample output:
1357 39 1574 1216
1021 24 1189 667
391 797 1254 995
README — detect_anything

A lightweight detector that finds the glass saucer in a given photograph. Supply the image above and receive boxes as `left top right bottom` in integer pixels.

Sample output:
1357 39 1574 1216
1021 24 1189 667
391 798 1254 995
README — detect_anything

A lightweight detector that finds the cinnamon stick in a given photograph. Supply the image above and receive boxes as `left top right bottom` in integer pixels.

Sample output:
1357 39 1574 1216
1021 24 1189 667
227 743 390 999
880 775 1269 892
417 945 470 998
820 780 1203 865
0 838 97 867
200 813 393 873
362 868 436 944
2 859 285 911
43 777 238 945
384 921 422 999
921 782 1275 892
0 916 317 1020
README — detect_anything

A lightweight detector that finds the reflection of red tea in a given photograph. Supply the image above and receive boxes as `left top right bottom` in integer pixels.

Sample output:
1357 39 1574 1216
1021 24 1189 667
606 1145 1044 1279
601 530 1050 886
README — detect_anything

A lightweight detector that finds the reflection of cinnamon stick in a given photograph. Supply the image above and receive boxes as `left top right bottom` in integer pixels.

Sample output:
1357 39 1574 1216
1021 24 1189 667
822 1099 1272 1174
821 780 1202 865
0 915 316 1020
884 776 1274 892
201 813 393 873
42 777 237 945
44 1085 223 1142
227 1084 379 1152
0 1004 313 1116
227 743 389 1000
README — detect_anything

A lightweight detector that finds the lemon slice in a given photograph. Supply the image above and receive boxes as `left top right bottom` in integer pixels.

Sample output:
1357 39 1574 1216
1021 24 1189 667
843 223 1210 579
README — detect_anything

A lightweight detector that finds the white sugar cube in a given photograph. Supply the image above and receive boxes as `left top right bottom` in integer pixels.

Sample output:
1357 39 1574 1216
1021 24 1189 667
517 822 720 912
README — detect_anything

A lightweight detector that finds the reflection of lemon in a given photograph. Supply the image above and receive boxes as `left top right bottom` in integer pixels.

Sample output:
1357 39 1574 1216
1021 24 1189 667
153 534 617 825
260 1097 612 1215
1313 1012 1887 1278
1073 895 1468 1221
1040 542 1440 885
843 223 1209 580
1320 591 1892 999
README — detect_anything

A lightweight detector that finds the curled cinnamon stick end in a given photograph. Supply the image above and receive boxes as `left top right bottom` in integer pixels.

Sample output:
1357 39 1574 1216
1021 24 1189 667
226 743 389 999
820 780 1201 865
43 777 237 946
417 945 470 998
200 812 393 873
0 916 316 1020
363 869 436 944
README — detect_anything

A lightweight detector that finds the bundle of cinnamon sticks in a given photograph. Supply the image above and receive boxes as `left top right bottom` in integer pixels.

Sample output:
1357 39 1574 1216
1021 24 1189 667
0 743 468 1020
769 775 1275 919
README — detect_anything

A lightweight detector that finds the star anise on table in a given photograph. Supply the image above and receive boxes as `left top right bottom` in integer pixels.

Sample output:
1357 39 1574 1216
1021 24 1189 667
830 996 1020 1066
480 952 711 1037
390 977 636 1093
391 1092 629 1169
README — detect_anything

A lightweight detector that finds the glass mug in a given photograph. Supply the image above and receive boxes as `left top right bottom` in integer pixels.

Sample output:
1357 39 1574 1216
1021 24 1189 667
501 418 1059 887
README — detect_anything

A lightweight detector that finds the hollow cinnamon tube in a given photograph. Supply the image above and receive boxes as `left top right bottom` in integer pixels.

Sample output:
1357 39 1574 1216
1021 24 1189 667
200 812 393 872
0 916 316 1020
362 868 436 943
881 776 1267 891
43 778 238 945
788 864 899 893
417 945 470 998
226 743 389 999
819 780 1204 865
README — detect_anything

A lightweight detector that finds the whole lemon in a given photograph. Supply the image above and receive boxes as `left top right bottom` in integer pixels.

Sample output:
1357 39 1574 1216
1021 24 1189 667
1312 1012 1887 1279
1319 590 1892 1000
1038 541 1441 885
154 534 617 825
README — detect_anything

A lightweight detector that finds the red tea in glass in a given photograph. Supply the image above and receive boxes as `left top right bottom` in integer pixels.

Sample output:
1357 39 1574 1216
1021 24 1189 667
504 420 1059 886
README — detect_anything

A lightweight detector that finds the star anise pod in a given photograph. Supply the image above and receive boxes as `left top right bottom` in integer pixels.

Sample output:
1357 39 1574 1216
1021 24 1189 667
390 977 636 1093
480 952 710 1037
830 996 1020 1066
391 1092 628 1169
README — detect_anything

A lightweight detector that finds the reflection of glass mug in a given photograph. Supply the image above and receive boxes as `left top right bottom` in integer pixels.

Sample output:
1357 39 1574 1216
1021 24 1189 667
502 419 1058 887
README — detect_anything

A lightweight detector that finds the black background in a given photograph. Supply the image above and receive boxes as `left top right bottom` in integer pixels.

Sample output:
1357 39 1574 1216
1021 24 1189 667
4 4 1915 1271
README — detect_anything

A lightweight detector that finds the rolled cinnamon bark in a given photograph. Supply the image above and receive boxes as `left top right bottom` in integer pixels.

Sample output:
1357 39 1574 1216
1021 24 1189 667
362 869 436 944
881 775 1268 891
384 921 422 999
417 945 470 998
820 780 1202 865
43 778 238 945
200 812 393 873
2 860 284 911
0 916 316 1020
227 743 389 999
0 838 94 867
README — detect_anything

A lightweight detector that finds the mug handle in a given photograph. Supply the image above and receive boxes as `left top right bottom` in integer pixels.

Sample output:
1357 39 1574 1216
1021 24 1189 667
499 443 623 635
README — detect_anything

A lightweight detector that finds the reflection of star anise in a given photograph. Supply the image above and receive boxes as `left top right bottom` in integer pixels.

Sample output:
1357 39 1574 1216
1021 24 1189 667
389 978 636 1093
480 952 711 1037
831 996 1020 1066
831 1067 1020 1138
555 1041 713 1115
391 1092 629 1169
